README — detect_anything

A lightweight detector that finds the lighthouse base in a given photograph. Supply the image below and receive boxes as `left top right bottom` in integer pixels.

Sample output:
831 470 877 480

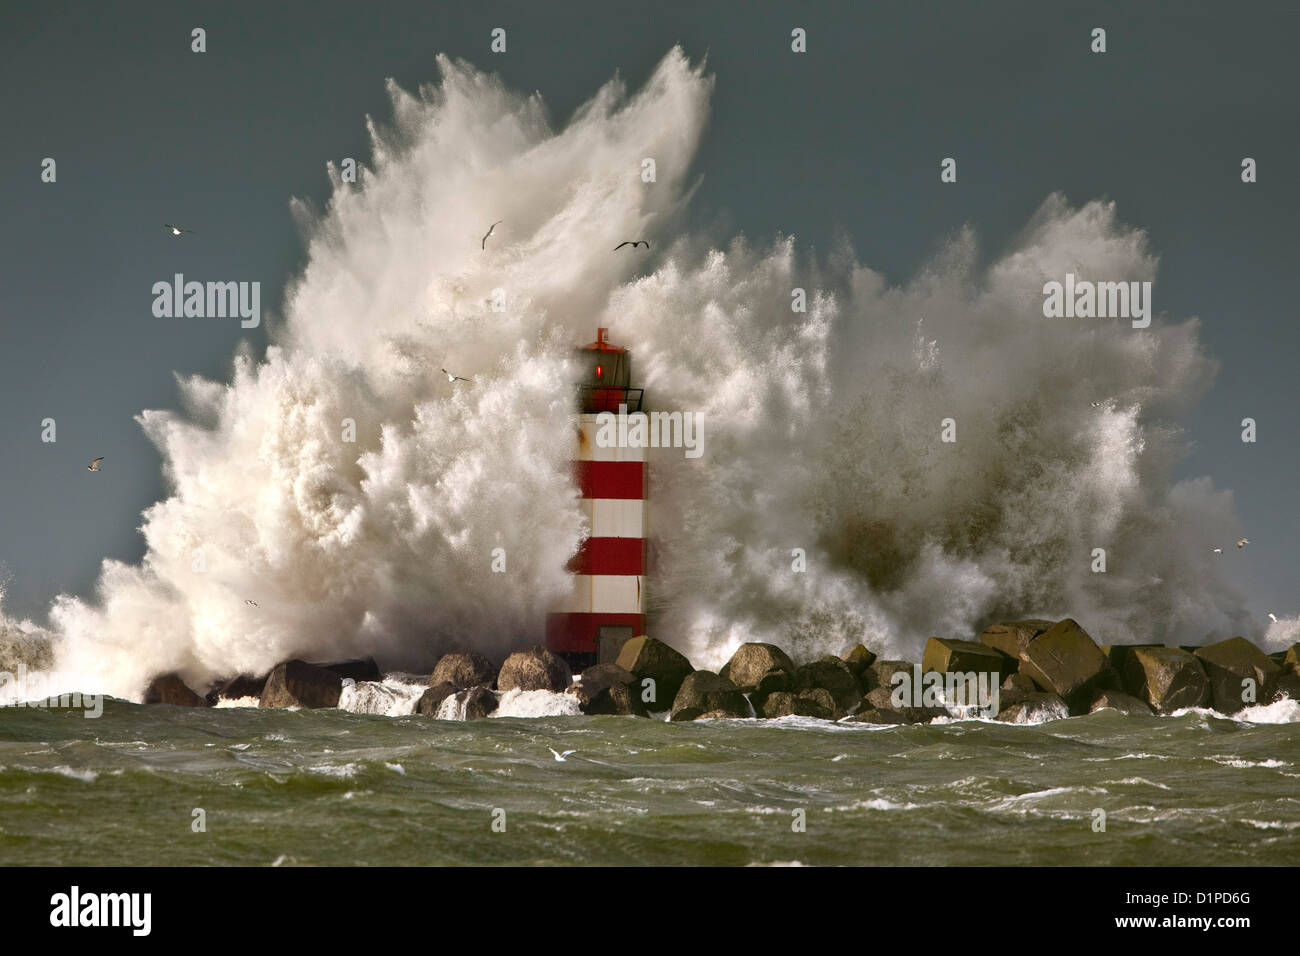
546 613 644 671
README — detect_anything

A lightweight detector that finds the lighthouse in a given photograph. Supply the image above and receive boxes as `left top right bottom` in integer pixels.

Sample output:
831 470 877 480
546 328 647 671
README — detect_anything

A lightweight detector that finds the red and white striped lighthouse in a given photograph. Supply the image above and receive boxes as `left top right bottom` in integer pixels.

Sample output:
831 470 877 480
546 328 647 670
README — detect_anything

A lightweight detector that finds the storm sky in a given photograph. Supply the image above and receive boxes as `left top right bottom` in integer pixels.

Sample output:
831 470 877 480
1 0 1296 631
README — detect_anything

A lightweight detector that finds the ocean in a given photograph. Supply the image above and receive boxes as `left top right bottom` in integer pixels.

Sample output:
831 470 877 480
3 686 1297 866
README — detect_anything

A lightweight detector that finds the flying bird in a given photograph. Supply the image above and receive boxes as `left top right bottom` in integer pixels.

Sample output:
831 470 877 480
1090 401 1102 408
481 220 501 249
441 368 471 384
244 599 259 607
163 224 194 237
1236 538 1250 549
1268 613 1279 623
548 748 576 762
1212 548 1223 554
614 240 649 251
87 457 103 471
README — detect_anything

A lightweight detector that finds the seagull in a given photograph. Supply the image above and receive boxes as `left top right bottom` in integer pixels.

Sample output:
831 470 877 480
614 240 649 251
244 599 259 607
87 457 104 471
1212 548 1222 554
1268 613 1278 623
548 748 576 762
441 368 471 384
1236 538 1250 549
1090 401 1102 408
163 224 194 237
481 220 501 250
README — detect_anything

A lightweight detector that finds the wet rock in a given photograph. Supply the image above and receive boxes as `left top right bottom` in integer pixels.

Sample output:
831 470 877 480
414 681 457 716
615 636 694 710
1284 644 1300 673
459 684 498 720
205 673 268 705
1275 669 1300 702
259 659 343 709
1018 619 1113 713
720 643 795 703
862 684 943 723
1193 637 1281 713
566 663 648 716
999 673 1039 710
997 692 1069 724
497 645 572 694
431 651 497 690
861 659 912 694
761 691 832 719
143 673 208 707
796 687 838 718
793 657 862 718
1089 690 1154 716
1122 647 1210 714
977 619 1054 673
316 658 381 682
669 671 750 721
1100 644 1165 674
841 644 877 676
922 638 1007 682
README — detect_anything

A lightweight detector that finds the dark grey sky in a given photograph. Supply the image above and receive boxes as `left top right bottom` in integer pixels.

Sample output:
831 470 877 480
1 0 1296 622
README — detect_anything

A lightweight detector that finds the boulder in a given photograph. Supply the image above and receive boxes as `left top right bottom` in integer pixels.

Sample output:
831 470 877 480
1122 647 1210 714
1193 637 1281 713
793 657 863 718
719 643 795 701
977 619 1054 672
315 658 381 682
1017 619 1112 713
761 691 832 719
1275 668 1300 703
997 692 1069 724
431 651 497 690
1101 644 1164 674
922 638 1006 681
615 636 694 710
841 644 877 675
459 684 498 720
259 659 344 709
205 672 268 705
797 687 838 718
1284 644 1300 674
861 659 912 694
669 671 750 721
862 684 943 724
566 663 648 716
414 681 458 717
143 673 208 707
999 673 1039 710
497 645 572 693
1089 690 1154 716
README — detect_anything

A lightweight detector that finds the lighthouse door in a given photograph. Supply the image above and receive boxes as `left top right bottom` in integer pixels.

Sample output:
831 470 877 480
597 626 635 665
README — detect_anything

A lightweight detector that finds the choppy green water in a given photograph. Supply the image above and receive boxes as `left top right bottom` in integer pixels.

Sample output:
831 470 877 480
1 700 1297 866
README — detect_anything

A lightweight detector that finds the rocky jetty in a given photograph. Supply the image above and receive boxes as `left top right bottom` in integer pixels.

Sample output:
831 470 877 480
138 620 1300 727
143 673 208 707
